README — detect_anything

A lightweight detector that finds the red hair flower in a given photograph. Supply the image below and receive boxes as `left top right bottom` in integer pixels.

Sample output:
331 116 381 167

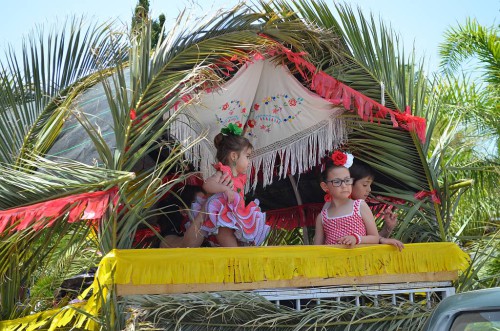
332 151 347 166
331 150 354 168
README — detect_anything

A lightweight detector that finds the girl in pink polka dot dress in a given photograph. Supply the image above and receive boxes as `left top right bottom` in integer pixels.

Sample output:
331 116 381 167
313 151 380 246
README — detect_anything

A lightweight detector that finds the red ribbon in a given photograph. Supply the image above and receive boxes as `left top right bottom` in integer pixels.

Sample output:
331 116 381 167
414 189 441 204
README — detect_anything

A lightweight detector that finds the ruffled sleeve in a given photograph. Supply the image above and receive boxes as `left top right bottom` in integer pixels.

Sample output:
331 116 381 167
213 162 232 176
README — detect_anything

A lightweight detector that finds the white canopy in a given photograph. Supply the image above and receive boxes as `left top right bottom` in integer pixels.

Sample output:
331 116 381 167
172 58 346 189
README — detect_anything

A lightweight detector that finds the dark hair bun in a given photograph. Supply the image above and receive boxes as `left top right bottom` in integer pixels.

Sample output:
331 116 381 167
213 131 253 165
213 133 224 150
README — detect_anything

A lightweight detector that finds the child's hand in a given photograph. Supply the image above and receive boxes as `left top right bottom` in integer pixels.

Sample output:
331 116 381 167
225 189 235 204
380 237 404 251
382 210 398 234
336 235 357 246
219 172 234 190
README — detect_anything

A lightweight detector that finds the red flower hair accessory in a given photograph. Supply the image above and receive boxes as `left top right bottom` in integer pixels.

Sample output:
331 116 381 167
331 150 354 168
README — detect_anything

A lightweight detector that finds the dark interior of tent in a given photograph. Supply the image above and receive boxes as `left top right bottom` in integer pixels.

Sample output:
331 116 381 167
139 124 419 247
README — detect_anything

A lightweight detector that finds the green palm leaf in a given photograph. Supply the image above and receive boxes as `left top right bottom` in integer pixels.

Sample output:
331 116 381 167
0 155 134 209
439 18 500 87
0 18 128 166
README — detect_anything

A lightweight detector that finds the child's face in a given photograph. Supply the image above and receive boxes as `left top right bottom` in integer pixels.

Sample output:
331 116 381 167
235 147 252 174
323 167 352 199
351 176 374 200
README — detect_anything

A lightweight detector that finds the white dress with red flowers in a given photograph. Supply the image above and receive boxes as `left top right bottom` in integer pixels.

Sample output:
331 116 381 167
191 163 270 246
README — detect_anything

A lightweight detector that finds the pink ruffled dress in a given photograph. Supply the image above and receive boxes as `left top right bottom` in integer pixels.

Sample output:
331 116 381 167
321 199 367 245
191 163 270 246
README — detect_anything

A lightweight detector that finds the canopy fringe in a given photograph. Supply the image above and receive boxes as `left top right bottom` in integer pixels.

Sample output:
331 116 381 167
248 114 346 191
170 112 346 191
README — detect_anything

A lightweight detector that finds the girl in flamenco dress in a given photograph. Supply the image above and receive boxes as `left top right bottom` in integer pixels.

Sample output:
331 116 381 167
189 123 270 247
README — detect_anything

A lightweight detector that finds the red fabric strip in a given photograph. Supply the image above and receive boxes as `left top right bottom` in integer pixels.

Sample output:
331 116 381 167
264 41 427 143
0 188 118 234
266 203 324 230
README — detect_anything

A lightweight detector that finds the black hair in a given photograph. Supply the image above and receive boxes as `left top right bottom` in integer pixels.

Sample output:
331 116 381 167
178 185 205 209
320 160 349 182
213 132 253 165
349 159 375 184
156 184 205 237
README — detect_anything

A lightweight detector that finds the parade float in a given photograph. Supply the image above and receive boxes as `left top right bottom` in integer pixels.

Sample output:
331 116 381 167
0 1 476 330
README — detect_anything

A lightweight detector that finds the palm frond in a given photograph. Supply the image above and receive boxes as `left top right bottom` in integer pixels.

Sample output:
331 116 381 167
0 220 92 319
0 18 128 166
277 1 428 114
28 233 100 311
439 18 500 87
346 117 429 191
124 292 431 330
0 155 134 209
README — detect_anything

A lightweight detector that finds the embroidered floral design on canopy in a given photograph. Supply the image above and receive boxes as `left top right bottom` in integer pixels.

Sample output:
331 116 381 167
171 58 348 189
249 94 303 135
216 99 249 127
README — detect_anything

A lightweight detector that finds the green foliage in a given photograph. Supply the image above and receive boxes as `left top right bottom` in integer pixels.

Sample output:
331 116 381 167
28 233 101 312
0 0 498 328
0 156 134 209
151 14 166 49
123 292 431 330
131 0 166 49
438 18 500 155
439 18 500 87
0 157 133 319
423 18 500 288
131 0 150 35
0 18 128 166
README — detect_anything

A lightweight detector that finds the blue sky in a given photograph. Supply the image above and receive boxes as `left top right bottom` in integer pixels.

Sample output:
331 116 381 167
0 0 498 74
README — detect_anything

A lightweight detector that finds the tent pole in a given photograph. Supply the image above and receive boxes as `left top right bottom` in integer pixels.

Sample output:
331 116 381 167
288 174 309 245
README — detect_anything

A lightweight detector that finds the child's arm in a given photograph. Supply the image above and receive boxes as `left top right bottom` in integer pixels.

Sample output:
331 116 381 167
379 209 397 237
359 201 380 244
313 213 324 245
203 171 235 202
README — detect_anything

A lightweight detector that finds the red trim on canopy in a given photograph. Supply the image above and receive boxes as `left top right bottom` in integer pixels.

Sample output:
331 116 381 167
265 43 427 143
167 36 427 142
0 188 118 233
